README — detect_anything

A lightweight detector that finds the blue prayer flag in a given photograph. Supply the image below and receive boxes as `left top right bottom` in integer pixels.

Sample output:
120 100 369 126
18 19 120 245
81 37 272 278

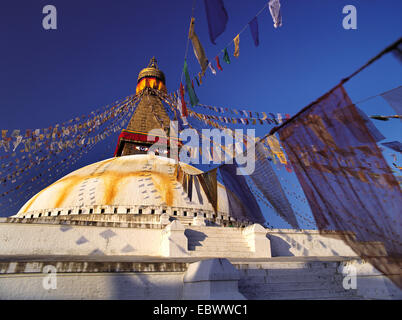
249 17 259 47
204 0 229 45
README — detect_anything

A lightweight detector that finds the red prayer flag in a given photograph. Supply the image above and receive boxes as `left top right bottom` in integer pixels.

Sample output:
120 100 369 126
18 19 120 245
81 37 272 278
179 82 188 117
215 56 223 71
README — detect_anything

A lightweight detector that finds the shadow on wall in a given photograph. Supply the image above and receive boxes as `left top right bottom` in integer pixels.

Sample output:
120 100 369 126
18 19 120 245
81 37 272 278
110 272 183 300
184 229 207 249
267 231 340 257
267 234 293 257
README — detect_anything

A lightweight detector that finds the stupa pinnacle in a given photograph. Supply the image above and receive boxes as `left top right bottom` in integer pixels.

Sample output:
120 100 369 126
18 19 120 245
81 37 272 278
114 57 171 157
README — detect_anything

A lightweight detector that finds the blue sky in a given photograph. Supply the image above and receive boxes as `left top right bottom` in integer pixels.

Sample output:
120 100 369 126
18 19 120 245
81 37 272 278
0 1 401 225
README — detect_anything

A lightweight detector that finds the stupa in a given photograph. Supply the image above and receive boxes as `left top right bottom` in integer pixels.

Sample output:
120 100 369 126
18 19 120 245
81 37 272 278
0 59 400 300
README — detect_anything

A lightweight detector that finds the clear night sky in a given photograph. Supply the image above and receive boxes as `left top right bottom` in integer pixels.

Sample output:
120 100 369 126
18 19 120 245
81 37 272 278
0 1 401 226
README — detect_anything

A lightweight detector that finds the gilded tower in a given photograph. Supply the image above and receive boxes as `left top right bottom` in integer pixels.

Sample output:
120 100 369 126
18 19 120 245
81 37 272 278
114 57 172 157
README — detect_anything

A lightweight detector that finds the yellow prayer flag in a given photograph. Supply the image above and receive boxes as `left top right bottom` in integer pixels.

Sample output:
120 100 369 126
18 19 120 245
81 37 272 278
189 18 208 76
233 34 240 58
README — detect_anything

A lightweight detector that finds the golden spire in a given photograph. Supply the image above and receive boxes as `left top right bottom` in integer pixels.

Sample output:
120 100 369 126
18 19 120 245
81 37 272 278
137 57 166 85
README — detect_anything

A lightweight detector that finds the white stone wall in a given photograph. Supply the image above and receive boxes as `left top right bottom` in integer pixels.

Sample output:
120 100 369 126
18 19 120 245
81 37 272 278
0 272 184 300
267 229 358 257
0 222 162 256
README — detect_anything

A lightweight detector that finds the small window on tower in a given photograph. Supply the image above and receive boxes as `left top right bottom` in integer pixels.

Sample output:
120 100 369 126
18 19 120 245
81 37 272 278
68 210 72 215
127 208 131 214
78 209 82 214
138 209 142 214
114 208 118 214
151 209 155 214
173 211 177 216
57 211 61 216
101 208 105 214
183 211 187 217
48 212 51 217
89 209 93 214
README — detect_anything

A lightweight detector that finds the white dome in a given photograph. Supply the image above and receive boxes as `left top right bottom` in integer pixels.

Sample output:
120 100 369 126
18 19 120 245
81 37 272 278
15 154 231 219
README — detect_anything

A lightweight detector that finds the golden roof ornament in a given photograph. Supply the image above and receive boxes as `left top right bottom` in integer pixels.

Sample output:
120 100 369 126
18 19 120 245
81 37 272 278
137 57 166 84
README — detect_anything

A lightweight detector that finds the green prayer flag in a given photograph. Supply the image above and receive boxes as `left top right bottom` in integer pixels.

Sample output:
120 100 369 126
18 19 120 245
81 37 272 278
183 60 199 106
223 48 230 64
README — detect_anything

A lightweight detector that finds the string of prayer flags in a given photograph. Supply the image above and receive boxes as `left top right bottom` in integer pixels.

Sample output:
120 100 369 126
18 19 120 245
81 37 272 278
215 56 223 71
188 17 209 77
380 86 402 115
249 17 259 47
223 48 231 64
204 0 229 45
268 0 282 28
233 34 240 58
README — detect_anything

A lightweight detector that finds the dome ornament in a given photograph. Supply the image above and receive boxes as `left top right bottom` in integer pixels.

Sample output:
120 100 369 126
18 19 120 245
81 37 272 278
137 57 166 84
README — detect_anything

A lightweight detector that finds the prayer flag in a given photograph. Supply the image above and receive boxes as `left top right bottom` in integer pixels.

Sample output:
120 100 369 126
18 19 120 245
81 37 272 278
381 86 402 115
220 163 265 224
197 168 218 213
223 48 230 64
278 84 402 288
249 17 259 47
204 0 229 45
183 60 199 106
179 82 189 117
208 62 217 75
268 0 282 28
215 56 223 71
381 141 402 153
233 34 240 58
188 17 209 77
250 142 299 228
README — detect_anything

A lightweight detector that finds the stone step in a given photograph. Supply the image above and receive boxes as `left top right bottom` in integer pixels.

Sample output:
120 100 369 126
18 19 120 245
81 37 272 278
238 267 342 277
189 251 255 258
236 261 341 270
187 233 245 238
240 287 358 300
189 227 244 232
188 246 251 252
188 245 251 252
188 240 249 246
240 273 344 284
239 278 347 292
